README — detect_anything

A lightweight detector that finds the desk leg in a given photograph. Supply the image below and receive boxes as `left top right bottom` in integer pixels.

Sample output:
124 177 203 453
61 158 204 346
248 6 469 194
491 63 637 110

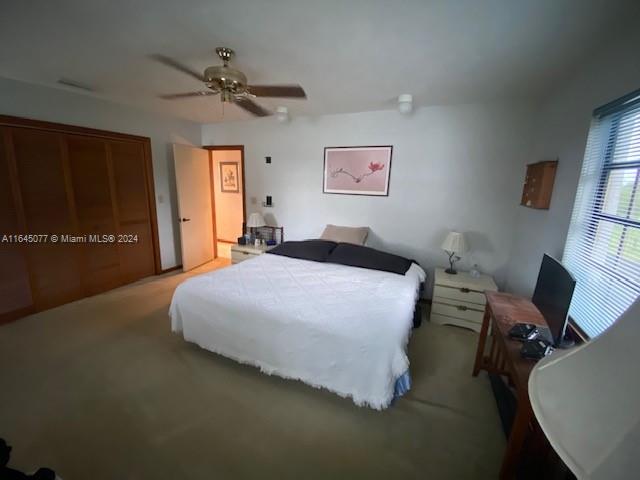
472 306 491 376
499 390 533 479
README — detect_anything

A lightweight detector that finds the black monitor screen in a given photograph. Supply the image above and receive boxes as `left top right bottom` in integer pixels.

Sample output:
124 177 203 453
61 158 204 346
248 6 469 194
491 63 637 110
531 254 576 346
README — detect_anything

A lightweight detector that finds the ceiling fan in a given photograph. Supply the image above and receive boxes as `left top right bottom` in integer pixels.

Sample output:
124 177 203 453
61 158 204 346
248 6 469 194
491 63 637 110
153 47 306 117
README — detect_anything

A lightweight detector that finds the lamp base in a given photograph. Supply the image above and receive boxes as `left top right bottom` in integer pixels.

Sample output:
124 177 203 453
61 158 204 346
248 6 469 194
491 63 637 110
444 251 460 276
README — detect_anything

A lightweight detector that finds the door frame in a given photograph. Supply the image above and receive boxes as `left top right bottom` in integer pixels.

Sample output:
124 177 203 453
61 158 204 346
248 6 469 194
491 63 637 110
203 145 246 257
0 115 162 275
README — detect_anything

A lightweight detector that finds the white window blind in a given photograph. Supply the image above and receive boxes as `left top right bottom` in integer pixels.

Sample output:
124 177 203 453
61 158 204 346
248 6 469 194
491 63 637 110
563 89 640 338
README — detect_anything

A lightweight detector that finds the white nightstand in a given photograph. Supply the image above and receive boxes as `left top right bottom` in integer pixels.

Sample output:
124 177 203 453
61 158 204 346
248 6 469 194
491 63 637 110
230 243 270 264
430 267 498 332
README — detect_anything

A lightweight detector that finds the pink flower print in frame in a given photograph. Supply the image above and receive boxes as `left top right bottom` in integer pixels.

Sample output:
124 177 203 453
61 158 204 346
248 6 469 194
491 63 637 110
323 146 392 196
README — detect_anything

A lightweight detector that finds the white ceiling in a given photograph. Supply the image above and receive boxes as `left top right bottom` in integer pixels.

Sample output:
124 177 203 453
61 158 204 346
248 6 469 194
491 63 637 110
0 0 638 123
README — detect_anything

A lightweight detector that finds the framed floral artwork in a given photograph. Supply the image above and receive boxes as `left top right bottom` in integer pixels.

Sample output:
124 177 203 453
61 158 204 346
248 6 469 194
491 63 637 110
220 161 239 193
323 146 392 196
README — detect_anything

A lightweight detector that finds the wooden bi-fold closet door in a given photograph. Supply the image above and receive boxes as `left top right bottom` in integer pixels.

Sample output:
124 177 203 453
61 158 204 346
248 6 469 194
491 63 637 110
0 128 33 318
109 140 156 283
10 127 83 310
0 116 160 323
67 135 123 295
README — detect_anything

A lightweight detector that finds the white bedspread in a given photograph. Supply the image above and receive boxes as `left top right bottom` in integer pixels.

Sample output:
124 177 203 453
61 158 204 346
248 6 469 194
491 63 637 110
169 253 426 409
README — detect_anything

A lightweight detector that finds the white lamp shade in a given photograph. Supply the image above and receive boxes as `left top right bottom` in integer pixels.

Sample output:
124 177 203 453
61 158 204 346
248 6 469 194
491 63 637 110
529 298 640 479
441 231 467 254
246 212 266 228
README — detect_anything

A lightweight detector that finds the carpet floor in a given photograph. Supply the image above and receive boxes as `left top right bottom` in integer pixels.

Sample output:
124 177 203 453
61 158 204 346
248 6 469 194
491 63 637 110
0 260 504 479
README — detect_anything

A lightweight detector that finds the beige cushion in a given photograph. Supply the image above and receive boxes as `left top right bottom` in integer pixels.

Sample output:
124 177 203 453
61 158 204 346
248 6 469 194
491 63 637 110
320 224 369 245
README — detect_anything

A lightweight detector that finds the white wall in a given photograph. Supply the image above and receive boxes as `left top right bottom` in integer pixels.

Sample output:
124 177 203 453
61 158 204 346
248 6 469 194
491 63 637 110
503 27 640 296
0 76 201 269
202 102 536 290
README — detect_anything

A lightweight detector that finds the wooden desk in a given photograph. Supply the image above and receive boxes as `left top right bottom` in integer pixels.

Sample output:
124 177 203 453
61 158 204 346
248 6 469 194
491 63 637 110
472 291 548 480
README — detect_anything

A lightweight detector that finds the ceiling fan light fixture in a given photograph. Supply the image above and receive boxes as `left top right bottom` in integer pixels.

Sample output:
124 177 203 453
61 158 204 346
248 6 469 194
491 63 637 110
398 94 413 114
276 106 289 123
153 46 307 118
204 65 247 94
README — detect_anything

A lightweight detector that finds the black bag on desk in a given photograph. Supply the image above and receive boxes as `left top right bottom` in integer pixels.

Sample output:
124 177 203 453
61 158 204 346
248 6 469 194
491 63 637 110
508 323 538 341
521 338 554 360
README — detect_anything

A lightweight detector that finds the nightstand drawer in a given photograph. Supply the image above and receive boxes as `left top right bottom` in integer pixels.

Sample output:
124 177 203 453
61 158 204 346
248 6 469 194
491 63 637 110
432 298 485 323
430 313 482 333
433 285 487 306
231 250 259 264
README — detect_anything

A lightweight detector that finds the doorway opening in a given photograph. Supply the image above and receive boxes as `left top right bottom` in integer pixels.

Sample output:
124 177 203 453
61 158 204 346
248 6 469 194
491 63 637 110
205 145 246 260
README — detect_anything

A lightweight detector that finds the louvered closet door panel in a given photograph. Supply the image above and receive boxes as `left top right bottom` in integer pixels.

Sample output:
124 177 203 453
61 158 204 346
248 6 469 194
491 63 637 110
0 128 33 318
10 128 82 309
67 135 122 295
109 140 154 282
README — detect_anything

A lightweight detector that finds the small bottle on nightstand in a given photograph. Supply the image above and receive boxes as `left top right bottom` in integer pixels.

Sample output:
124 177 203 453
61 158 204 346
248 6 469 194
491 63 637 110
470 264 481 278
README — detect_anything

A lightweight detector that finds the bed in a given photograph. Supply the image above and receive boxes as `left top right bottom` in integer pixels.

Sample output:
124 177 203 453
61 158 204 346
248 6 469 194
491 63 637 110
169 243 426 410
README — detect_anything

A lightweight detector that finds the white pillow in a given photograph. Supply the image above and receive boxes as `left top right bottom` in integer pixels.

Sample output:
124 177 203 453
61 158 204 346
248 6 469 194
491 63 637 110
320 224 369 245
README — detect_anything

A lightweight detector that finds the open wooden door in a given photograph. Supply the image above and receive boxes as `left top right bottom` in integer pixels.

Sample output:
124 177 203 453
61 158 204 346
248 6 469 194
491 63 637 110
173 144 214 271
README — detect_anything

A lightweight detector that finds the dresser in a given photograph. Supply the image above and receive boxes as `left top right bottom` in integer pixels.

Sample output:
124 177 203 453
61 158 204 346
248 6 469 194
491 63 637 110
430 267 498 332
230 243 270 264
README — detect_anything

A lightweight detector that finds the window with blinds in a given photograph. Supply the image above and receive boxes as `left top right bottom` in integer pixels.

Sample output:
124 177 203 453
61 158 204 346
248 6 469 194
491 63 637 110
563 89 640 338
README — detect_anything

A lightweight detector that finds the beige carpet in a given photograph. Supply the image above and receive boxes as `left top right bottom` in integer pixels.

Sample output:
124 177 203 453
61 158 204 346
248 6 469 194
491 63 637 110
0 260 504 479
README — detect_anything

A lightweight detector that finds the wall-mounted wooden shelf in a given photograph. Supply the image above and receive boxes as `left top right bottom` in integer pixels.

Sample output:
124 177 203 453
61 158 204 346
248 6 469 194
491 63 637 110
520 160 558 210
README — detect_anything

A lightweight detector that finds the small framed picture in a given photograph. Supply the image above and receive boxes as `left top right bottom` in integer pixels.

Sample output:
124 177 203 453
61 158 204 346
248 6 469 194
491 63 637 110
220 162 239 193
323 146 392 196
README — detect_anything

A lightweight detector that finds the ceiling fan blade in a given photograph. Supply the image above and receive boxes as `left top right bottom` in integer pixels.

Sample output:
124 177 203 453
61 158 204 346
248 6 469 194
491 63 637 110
247 85 306 98
150 54 204 82
233 96 271 117
158 91 216 100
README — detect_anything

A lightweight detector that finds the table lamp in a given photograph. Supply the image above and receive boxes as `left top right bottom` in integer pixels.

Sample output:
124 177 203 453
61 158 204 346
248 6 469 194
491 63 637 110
441 231 467 274
246 212 266 242
529 298 640 479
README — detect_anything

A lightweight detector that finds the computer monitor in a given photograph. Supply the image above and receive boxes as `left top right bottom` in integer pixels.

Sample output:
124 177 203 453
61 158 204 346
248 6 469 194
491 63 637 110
531 254 576 346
